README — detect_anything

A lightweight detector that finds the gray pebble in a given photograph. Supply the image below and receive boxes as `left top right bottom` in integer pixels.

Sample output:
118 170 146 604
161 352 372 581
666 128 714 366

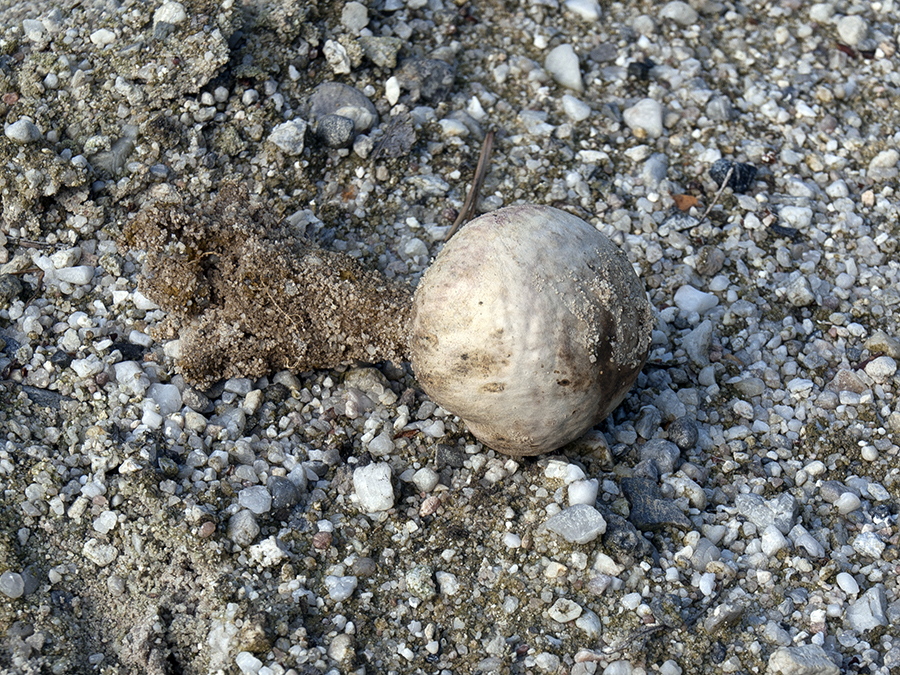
0 274 23 309
682 319 713 368
181 387 212 413
767 645 839 675
642 153 668 190
659 0 698 25
837 15 868 48
667 416 698 451
358 36 403 69
621 477 691 531
600 509 658 566
634 406 662 439
5 119 43 144
405 564 436 600
227 509 260 547
268 118 308 155
307 82 378 137
694 246 725 276
864 330 900 359
735 493 797 534
350 557 377 577
732 377 765 398
395 58 455 103
639 438 681 475
706 96 734 122
238 485 272 514
818 480 847 504
785 275 815 307
341 1 368 33
632 458 659 481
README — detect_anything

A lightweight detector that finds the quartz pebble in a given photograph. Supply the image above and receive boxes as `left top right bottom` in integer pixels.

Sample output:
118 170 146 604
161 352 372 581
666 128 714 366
0 571 25 599
836 572 859 595
659 1 698 25
767 644 839 675
5 119 43 144
268 119 308 155
544 44 583 92
324 575 358 602
543 504 607 544
837 15 868 47
674 285 718 314
353 463 395 512
623 98 663 138
564 0 601 21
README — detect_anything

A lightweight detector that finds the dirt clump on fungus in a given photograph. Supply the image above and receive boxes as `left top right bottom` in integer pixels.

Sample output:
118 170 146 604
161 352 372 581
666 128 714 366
123 183 412 389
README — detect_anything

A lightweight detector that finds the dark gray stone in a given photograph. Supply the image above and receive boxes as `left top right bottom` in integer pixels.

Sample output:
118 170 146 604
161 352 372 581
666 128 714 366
667 416 699 451
622 476 692 531
598 508 658 566
639 438 681 475
709 158 757 192
316 113 355 148
634 406 662 439
395 58 455 103
268 475 304 510
0 274 23 308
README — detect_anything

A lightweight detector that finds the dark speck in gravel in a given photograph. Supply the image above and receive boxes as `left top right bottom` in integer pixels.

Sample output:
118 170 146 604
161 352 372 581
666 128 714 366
709 158 758 192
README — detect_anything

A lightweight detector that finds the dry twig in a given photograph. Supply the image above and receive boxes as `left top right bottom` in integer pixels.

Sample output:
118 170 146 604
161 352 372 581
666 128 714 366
445 130 495 241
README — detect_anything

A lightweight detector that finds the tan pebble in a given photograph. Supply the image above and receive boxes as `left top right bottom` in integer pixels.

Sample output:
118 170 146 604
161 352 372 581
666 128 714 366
419 495 442 516
312 531 333 549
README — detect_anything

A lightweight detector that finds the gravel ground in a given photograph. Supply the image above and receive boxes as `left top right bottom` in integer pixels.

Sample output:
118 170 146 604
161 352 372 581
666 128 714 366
1 0 900 674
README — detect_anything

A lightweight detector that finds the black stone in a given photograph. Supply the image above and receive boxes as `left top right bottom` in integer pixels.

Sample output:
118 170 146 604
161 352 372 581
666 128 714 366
436 444 466 469
627 59 656 80
111 342 145 362
373 113 417 160
622 476 692 532
709 158 757 192
22 385 65 409
264 382 290 403
667 416 699 451
268 475 303 510
49 349 74 369
316 114 355 148
0 274 23 306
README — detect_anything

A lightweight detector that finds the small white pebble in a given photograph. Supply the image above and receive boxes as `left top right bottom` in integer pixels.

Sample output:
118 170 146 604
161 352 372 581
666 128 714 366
836 572 859 595
834 492 861 514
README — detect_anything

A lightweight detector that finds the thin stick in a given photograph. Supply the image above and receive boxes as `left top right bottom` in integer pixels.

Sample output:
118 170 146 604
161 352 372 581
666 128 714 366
698 165 734 223
445 130 495 241
8 237 53 249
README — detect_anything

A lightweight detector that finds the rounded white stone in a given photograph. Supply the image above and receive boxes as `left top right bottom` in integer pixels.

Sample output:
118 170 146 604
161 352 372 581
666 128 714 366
90 28 116 46
836 572 859 595
623 98 664 138
154 1 187 25
834 492 861 514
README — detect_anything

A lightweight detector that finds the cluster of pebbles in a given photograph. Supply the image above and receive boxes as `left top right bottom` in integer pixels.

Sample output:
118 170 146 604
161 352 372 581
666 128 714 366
2 0 900 673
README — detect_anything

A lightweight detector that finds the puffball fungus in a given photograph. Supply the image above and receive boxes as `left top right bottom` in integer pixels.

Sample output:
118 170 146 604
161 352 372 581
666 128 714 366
410 205 653 456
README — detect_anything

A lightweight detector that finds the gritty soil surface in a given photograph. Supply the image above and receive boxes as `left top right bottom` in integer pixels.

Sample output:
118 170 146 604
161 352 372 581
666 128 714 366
1 0 900 674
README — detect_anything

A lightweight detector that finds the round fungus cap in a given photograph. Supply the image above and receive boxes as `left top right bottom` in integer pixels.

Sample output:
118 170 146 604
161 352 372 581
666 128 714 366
410 204 653 456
